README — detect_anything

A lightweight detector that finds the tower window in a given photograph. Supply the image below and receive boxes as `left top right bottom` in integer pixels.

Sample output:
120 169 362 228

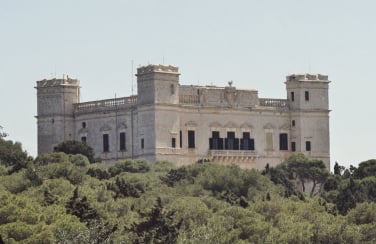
188 130 195 148
279 133 288 150
82 122 86 128
306 141 311 151
291 92 295 101
171 138 176 148
305 91 309 101
103 134 109 152
141 138 144 149
81 136 87 143
291 142 296 152
120 132 126 151
225 132 239 150
292 120 296 127
170 84 175 95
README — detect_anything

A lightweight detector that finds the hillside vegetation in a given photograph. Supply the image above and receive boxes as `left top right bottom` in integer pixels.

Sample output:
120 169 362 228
0 137 375 243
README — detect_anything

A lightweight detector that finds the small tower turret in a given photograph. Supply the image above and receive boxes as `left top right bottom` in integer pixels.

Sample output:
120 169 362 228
35 77 80 154
286 74 331 169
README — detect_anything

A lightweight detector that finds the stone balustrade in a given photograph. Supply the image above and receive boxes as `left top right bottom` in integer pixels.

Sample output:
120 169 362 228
74 96 137 114
259 98 289 108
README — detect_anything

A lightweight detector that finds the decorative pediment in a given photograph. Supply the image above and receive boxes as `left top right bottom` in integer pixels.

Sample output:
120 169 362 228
240 122 253 129
279 123 290 130
209 122 222 128
224 121 238 128
263 123 275 129
78 128 88 135
118 122 128 130
100 124 112 132
185 121 197 127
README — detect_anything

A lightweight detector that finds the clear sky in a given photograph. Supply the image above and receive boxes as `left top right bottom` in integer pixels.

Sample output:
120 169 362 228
1 0 375 169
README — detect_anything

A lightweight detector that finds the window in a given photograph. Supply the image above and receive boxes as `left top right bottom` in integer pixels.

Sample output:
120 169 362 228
291 142 296 152
209 131 223 150
240 132 255 150
171 138 176 148
292 120 295 127
279 133 288 150
81 136 87 143
103 134 109 152
170 84 175 95
305 91 309 101
82 122 86 128
120 132 126 151
291 92 295 101
188 130 195 148
225 132 239 150
179 130 182 148
306 141 311 151
141 138 144 149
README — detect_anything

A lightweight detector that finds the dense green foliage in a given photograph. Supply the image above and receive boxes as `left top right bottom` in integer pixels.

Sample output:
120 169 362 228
0 141 375 243
54 140 96 164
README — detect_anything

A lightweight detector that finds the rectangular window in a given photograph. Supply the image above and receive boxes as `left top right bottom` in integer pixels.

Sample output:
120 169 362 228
266 132 273 150
291 142 296 152
225 132 237 150
81 136 87 144
292 120 295 127
141 138 144 149
291 92 295 101
103 134 109 152
188 130 195 148
306 141 311 151
120 132 126 151
279 133 288 150
240 132 255 150
305 91 309 101
171 138 176 148
179 130 182 148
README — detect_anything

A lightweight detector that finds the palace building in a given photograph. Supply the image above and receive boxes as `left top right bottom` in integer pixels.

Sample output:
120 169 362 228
36 64 331 169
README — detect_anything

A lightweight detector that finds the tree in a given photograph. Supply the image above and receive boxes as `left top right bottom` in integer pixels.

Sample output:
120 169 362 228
65 187 98 224
0 126 7 139
131 197 182 244
0 137 30 173
54 140 95 164
333 162 345 175
353 159 376 179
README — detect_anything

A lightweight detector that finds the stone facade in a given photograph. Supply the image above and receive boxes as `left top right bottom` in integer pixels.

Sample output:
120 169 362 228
35 64 331 170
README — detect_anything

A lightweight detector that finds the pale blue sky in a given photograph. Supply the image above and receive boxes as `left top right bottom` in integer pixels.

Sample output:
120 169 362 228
1 0 375 169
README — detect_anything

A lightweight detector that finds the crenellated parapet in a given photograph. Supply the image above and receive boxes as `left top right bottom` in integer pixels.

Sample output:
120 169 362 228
286 74 329 82
36 77 80 88
136 64 179 75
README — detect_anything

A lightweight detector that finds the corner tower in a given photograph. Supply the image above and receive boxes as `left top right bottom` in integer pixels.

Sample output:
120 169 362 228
35 77 80 154
286 74 331 169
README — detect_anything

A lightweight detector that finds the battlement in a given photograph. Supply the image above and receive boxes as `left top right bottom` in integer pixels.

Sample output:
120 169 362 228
286 74 329 82
136 64 179 75
36 77 80 88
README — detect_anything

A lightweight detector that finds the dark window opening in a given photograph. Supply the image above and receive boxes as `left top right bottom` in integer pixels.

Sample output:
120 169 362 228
306 141 311 151
171 138 176 148
82 122 86 128
291 92 295 101
240 132 255 150
305 91 309 101
103 134 109 152
291 142 296 152
279 133 288 150
179 130 182 148
81 136 87 143
292 120 295 127
188 130 195 148
120 132 126 151
225 132 239 150
170 84 175 95
141 138 144 149
209 131 223 150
